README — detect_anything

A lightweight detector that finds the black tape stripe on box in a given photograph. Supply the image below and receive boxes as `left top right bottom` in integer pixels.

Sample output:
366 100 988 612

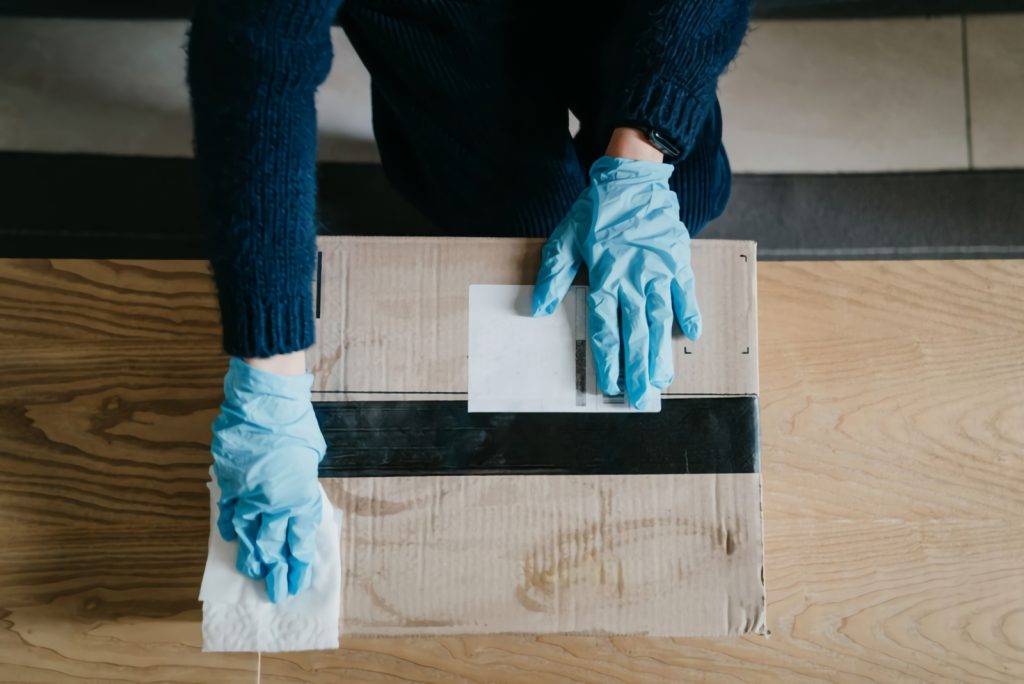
314 397 759 477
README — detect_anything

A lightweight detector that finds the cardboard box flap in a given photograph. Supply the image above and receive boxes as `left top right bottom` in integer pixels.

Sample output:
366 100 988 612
327 473 766 637
309 237 758 398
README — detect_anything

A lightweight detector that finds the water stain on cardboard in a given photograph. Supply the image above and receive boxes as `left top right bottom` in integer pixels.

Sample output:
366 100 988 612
364 580 454 628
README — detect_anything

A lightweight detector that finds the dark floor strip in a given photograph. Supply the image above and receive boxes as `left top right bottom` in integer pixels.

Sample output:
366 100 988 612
313 398 759 477
0 152 1021 261
3 0 1022 19
750 0 1024 18
710 169 1024 259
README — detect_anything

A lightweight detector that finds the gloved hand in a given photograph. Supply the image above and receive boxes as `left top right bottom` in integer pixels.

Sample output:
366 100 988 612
210 356 326 603
532 156 702 410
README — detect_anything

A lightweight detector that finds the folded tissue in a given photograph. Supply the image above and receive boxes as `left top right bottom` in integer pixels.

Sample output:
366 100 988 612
199 470 343 652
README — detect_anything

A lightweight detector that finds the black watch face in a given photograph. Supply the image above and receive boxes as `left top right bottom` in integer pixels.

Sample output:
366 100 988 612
647 130 680 159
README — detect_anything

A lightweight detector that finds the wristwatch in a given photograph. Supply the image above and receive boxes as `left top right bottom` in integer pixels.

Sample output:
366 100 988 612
630 123 682 161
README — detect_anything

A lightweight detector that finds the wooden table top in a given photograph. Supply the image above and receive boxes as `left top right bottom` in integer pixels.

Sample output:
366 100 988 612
0 256 1021 682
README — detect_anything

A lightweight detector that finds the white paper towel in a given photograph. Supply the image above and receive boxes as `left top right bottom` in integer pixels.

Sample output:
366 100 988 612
199 470 343 652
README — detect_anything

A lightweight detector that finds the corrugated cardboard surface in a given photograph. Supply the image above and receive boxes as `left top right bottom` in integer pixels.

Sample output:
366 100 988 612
309 238 758 399
309 237 765 637
324 474 764 637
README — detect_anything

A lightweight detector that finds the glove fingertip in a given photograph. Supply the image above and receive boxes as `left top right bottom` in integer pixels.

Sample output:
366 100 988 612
533 230 581 318
682 316 702 341
596 369 621 397
651 375 674 390
265 562 288 604
216 501 237 542
235 544 264 580
632 392 652 412
627 378 651 411
531 289 559 318
288 559 313 596
532 268 577 318
217 518 237 543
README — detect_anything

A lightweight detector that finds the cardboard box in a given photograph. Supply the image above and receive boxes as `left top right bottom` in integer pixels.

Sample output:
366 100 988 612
309 236 765 637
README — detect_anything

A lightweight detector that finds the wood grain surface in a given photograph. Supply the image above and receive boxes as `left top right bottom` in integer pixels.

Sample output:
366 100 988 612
1 256 1022 682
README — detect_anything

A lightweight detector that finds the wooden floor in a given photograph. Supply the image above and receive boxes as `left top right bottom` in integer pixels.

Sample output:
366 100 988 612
0 257 1021 683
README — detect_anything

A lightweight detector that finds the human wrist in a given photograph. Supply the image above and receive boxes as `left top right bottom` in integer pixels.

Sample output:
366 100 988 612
241 350 307 376
605 127 665 163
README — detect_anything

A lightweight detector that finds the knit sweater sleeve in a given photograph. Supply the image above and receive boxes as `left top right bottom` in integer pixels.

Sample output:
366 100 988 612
607 0 750 161
186 0 342 359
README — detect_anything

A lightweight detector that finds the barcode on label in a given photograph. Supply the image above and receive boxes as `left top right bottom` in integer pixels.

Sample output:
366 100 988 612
574 287 587 407
575 340 587 406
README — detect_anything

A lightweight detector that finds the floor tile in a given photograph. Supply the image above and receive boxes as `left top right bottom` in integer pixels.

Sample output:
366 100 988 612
718 18 969 172
966 13 1024 168
0 19 378 162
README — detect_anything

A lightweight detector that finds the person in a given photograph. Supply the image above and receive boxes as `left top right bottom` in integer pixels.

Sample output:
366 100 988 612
187 0 750 602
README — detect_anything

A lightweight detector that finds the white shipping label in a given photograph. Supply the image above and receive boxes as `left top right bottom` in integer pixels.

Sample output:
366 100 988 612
468 285 661 413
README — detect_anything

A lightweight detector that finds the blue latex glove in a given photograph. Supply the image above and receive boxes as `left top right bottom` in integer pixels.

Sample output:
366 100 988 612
533 156 702 410
210 356 326 603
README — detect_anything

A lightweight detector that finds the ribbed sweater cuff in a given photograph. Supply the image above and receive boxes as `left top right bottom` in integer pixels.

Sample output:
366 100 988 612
216 282 316 359
613 79 714 163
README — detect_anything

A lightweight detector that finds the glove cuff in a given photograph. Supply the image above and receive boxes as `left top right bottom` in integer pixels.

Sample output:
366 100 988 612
590 156 674 186
224 356 314 401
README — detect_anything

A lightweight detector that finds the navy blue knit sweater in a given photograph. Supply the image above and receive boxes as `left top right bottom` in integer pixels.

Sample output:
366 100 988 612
187 0 749 359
